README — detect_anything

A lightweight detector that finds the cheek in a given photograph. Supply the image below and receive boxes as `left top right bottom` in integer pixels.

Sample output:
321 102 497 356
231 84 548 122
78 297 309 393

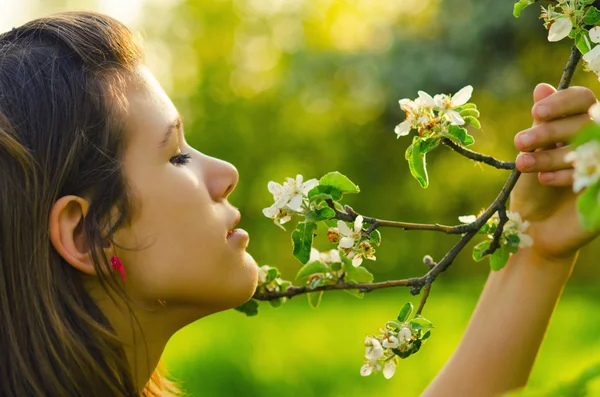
117 171 257 309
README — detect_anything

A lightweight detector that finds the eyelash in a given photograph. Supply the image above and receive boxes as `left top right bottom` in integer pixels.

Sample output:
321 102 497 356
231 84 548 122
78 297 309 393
170 152 192 166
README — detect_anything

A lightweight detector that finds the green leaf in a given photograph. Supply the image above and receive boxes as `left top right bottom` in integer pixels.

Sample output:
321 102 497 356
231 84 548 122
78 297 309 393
307 291 323 309
369 229 382 246
397 302 414 322
269 298 283 308
292 222 318 264
456 103 477 110
319 172 360 194
305 207 336 221
584 7 600 25
296 260 329 282
459 108 480 118
420 137 440 153
505 233 520 247
577 181 600 231
473 240 490 262
344 265 374 284
410 316 434 331
576 31 591 55
307 185 343 202
490 245 511 271
405 137 430 188
235 299 259 316
463 116 482 129
422 330 431 341
513 0 534 18
447 124 475 146
572 123 600 146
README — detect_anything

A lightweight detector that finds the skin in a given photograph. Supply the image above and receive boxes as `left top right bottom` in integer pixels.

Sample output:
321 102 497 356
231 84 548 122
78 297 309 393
423 83 599 396
48 65 259 390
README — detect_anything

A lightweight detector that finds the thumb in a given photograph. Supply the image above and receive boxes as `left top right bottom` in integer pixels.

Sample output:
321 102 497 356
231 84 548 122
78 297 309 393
532 83 557 126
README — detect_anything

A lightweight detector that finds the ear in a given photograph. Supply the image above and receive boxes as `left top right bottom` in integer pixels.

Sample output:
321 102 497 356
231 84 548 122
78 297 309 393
48 195 97 276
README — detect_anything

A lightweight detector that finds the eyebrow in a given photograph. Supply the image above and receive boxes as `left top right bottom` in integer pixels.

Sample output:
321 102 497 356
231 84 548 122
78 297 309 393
158 114 183 149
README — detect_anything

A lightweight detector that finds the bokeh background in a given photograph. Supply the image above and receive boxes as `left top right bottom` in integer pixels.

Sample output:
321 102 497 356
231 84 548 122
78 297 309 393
2 0 599 395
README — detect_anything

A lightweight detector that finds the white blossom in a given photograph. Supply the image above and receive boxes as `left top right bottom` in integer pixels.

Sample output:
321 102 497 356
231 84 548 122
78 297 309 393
458 215 477 224
338 216 364 250
433 85 473 126
589 102 600 123
548 17 573 42
398 327 412 343
308 248 341 265
383 360 397 379
504 212 534 248
364 336 384 360
284 174 319 211
590 26 600 44
583 45 600 76
257 265 270 283
360 360 381 377
564 140 600 193
382 335 399 349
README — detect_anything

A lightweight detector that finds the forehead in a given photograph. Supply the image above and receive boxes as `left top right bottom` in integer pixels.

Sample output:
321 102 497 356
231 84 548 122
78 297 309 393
124 65 178 140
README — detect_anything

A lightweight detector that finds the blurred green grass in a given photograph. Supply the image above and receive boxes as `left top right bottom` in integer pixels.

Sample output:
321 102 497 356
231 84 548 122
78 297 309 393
163 280 600 397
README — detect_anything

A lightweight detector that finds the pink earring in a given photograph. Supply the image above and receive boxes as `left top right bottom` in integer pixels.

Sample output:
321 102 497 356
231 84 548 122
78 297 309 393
110 255 126 281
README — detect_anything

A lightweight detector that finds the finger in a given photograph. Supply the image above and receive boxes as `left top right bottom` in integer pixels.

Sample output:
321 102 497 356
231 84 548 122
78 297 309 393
538 169 574 187
533 83 556 104
516 146 573 173
531 86 597 122
514 113 592 151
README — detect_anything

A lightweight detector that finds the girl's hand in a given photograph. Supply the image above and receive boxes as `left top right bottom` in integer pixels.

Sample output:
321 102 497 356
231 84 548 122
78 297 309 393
510 83 599 262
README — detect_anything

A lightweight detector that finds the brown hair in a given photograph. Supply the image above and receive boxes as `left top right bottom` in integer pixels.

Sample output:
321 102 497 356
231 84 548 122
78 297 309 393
0 11 180 396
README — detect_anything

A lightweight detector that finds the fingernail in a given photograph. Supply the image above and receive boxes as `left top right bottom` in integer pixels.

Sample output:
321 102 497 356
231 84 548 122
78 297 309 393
520 154 535 168
535 105 549 118
519 132 533 147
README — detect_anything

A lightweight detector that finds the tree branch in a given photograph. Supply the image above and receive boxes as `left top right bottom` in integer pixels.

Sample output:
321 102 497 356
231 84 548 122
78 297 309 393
441 138 516 170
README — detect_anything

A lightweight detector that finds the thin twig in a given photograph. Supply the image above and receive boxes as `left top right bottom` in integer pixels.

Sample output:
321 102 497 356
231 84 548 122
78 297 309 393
415 283 432 316
481 206 508 257
441 138 516 170
326 200 473 235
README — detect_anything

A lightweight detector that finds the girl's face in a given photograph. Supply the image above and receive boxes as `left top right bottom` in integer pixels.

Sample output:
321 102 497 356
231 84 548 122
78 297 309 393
113 65 258 314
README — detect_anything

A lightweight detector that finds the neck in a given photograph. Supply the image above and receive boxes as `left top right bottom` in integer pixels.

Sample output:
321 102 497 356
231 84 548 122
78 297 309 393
88 285 209 392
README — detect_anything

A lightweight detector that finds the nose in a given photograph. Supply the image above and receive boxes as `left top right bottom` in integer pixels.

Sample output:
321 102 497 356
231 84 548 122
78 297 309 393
204 155 239 201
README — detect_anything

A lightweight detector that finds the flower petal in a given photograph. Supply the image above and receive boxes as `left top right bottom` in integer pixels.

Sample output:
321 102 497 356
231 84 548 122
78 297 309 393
383 361 397 379
458 215 477 224
590 27 600 44
445 109 465 125
267 181 283 197
451 85 473 107
589 102 600 124
339 237 355 249
394 120 412 137
354 215 364 232
309 248 320 263
360 364 373 377
300 178 319 195
338 220 352 237
287 194 303 211
417 91 436 108
548 17 573 42
352 254 363 267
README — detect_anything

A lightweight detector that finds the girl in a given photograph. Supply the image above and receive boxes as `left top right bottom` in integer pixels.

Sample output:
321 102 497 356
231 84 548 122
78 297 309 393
0 10 596 397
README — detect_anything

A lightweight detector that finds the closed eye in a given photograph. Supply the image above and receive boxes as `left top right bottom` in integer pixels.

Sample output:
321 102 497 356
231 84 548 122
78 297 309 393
170 153 192 166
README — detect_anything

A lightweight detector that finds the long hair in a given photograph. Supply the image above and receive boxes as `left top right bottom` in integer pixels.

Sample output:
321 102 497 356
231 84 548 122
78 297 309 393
0 11 180 396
